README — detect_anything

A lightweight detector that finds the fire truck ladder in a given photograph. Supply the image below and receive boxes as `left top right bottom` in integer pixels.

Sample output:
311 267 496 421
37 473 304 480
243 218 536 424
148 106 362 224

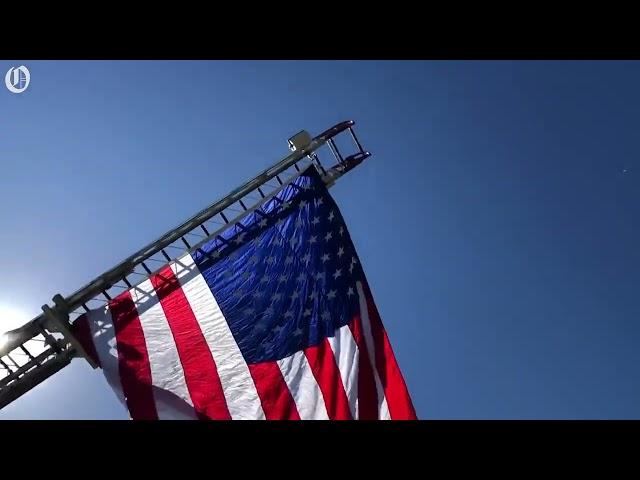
0 120 371 410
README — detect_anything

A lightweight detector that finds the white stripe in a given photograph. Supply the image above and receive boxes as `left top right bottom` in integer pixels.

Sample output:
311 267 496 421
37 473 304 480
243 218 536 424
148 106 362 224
356 281 391 420
327 324 359 419
129 280 198 420
277 349 330 420
172 253 265 420
85 307 127 411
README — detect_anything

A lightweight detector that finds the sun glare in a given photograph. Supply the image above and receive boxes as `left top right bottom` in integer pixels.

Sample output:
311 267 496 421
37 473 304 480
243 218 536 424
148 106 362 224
0 305 32 336
0 305 46 358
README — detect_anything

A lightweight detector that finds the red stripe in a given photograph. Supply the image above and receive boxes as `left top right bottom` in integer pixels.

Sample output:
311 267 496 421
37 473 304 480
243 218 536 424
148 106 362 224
362 281 417 420
151 266 231 420
71 314 100 367
110 291 158 420
304 338 352 420
348 314 379 420
248 362 300 420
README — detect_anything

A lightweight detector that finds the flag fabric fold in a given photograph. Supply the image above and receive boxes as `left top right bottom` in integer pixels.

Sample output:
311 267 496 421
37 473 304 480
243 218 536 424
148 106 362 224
74 166 416 420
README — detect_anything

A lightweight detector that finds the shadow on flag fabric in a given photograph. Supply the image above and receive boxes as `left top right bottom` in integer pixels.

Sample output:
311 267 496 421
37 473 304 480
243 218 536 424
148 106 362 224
73 166 416 420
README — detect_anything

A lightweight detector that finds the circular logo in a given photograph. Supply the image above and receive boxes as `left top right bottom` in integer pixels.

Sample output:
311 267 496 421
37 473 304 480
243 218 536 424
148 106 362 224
5 65 30 94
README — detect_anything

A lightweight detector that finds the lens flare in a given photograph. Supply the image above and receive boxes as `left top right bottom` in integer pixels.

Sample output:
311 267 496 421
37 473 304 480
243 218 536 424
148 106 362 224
0 305 31 335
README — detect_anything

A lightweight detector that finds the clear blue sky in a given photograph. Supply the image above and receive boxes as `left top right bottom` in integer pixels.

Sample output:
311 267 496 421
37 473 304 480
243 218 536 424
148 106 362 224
1 61 638 419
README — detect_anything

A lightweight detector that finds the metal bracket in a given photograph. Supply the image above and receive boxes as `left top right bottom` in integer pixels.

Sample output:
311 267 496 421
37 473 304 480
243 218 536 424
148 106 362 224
41 296 98 369
288 130 312 152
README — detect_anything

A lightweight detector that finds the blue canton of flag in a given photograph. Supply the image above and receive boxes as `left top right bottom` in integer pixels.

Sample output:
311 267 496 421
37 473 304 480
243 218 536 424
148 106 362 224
192 166 363 363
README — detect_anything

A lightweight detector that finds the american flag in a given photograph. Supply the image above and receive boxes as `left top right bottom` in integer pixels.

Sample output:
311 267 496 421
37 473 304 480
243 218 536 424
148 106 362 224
74 166 416 420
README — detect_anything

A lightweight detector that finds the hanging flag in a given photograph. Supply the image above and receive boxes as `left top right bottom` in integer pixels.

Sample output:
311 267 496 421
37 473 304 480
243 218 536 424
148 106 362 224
74 166 416 420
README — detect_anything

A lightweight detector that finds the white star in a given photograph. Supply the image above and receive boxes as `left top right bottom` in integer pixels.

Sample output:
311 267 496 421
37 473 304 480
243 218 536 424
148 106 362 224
265 256 276 265
309 290 318 300
285 256 294 265
252 291 263 299
295 218 303 228
351 256 358 265
302 253 311 264
324 231 333 242
327 289 337 300
271 293 282 302
315 197 324 207
244 307 255 315
321 253 330 263
303 308 312 317
249 254 260 265
264 306 275 315
284 310 294 319
289 236 298 249
211 250 221 258
339 226 344 236
314 272 325 281
309 235 317 244
273 325 284 333
259 218 268 228
337 246 345 258
311 216 320 226
328 211 335 222
349 264 354 274
298 200 307 209
278 274 288 283
290 290 300 301
332 269 342 280
260 274 270 283
276 218 285 229
294 327 304 336
321 311 331 321
233 232 247 244
347 286 355 297
296 272 306 282
280 201 291 210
